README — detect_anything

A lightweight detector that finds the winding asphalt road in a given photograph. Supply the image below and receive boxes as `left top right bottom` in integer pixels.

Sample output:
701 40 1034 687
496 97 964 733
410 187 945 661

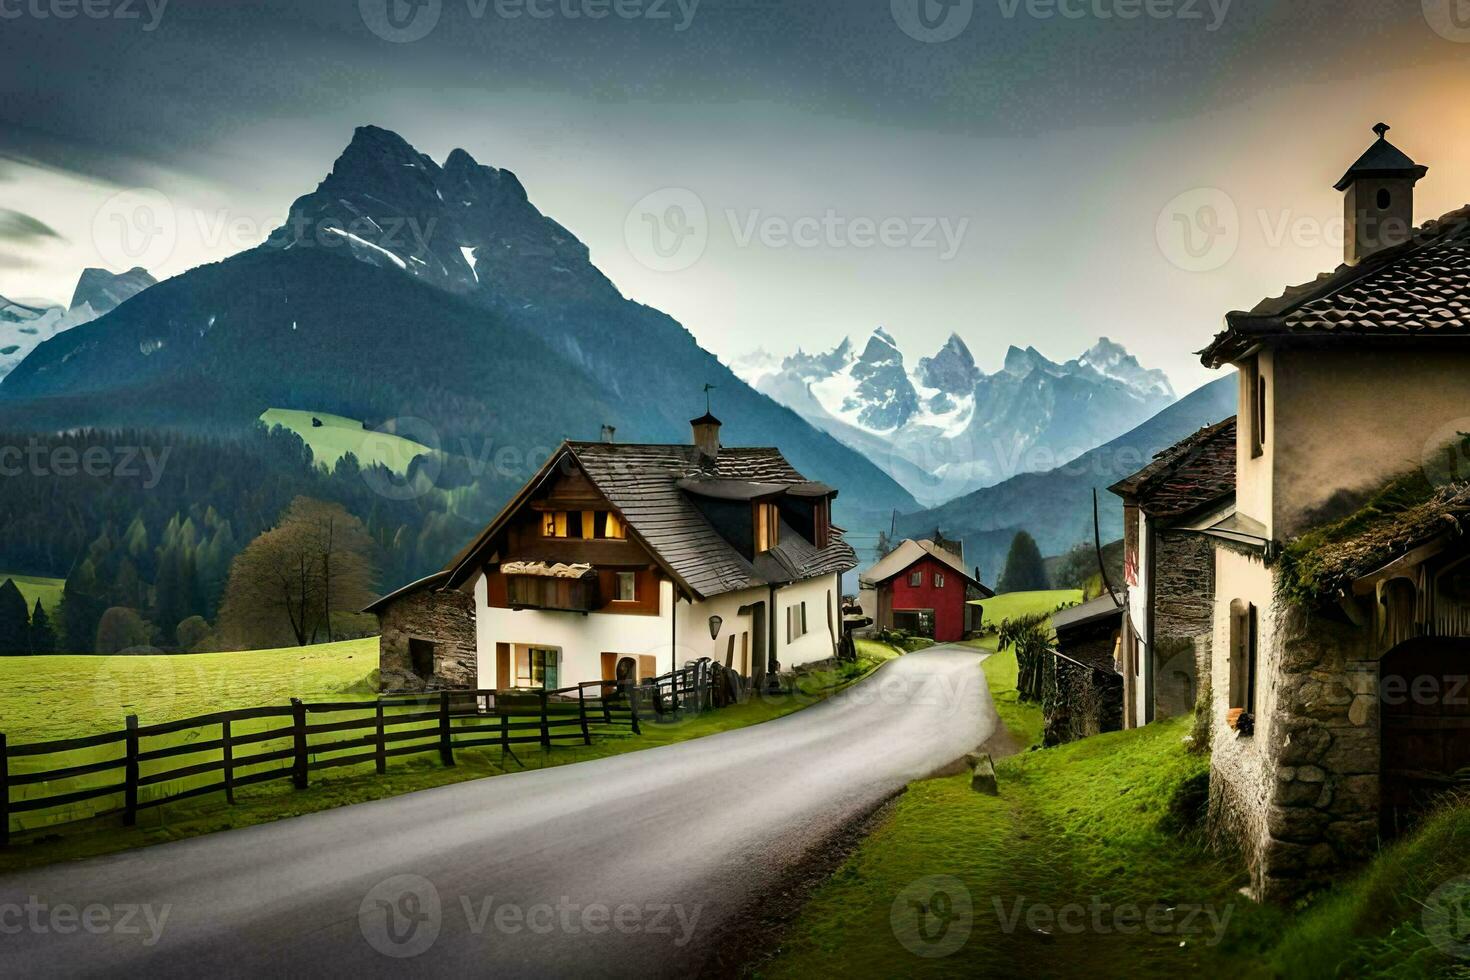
0 646 994 978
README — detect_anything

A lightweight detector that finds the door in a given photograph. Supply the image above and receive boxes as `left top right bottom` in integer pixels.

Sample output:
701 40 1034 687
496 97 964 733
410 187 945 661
1380 637 1470 837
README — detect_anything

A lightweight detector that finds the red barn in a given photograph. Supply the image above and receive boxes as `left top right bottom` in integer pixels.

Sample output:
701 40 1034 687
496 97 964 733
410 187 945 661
861 539 992 643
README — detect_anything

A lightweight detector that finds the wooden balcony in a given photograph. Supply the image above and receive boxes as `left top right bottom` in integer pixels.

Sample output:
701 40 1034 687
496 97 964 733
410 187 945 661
505 574 599 613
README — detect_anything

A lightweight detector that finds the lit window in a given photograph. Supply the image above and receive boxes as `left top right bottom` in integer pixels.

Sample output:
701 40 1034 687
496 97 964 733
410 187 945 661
542 511 570 538
615 572 637 602
603 511 626 540
755 501 780 553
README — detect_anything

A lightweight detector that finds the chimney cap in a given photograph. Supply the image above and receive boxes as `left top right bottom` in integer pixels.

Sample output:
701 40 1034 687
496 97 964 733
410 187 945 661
1334 122 1427 191
690 412 722 426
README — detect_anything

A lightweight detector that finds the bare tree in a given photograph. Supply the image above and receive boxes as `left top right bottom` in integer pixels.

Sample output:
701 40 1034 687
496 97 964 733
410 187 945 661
219 497 376 649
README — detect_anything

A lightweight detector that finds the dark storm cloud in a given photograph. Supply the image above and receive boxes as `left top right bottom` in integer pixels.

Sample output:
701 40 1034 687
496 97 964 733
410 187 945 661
0 0 1455 184
0 208 62 242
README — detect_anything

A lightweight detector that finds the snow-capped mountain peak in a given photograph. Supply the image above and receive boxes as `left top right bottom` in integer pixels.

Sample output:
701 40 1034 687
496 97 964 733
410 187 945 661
737 329 1177 505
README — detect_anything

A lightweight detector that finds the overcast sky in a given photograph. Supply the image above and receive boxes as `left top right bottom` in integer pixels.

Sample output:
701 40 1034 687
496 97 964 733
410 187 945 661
3 0 1470 392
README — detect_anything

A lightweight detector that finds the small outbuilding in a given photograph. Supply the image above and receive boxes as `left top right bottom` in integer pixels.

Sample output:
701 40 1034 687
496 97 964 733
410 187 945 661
860 539 992 643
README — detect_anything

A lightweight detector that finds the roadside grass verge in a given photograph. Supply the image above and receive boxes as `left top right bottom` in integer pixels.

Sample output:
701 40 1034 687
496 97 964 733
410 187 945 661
0 639 903 873
1264 798 1470 978
761 717 1283 977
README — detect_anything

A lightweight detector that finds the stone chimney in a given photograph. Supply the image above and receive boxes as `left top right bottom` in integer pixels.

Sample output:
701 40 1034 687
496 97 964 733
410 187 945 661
601 424 617 444
690 412 721 459
1336 123 1427 266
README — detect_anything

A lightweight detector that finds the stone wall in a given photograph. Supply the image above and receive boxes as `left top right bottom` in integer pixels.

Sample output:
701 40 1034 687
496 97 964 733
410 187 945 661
377 587 478 692
1153 531 1217 718
1207 558 1381 902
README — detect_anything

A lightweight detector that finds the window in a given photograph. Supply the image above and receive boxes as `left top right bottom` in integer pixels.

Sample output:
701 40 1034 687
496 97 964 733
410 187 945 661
615 571 637 602
787 601 809 643
541 510 627 539
755 501 780 553
814 497 831 549
409 638 435 679
909 571 923 587
1377 188 1392 210
516 647 560 689
1244 357 1266 459
1227 600 1257 733
934 572 946 589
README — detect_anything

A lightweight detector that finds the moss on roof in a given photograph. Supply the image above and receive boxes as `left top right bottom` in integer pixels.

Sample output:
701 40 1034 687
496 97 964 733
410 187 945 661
1278 471 1470 604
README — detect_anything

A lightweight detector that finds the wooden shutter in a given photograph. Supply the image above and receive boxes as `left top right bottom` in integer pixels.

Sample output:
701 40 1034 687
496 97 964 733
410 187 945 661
496 643 511 691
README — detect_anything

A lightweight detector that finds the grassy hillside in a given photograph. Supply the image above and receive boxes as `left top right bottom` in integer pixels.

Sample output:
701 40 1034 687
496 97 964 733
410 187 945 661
1 572 63 615
258 408 432 472
972 589 1082 628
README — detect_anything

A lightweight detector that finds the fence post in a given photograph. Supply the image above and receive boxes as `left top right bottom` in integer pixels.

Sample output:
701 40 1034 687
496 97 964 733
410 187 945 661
600 682 612 725
290 698 308 790
123 714 139 826
629 686 642 735
671 669 680 713
439 691 455 767
222 719 235 805
538 690 551 750
0 734 9 847
375 701 387 775
500 706 510 755
578 686 591 746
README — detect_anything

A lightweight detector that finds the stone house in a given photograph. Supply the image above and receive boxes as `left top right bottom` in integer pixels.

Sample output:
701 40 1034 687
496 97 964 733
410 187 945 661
1045 593 1125 745
1195 124 1470 900
367 413 857 693
1110 417 1236 728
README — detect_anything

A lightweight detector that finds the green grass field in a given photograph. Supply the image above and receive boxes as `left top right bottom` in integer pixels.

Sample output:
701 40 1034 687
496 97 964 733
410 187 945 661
972 589 1082 628
1 572 64 616
259 408 433 472
0 637 379 741
0 637 904 872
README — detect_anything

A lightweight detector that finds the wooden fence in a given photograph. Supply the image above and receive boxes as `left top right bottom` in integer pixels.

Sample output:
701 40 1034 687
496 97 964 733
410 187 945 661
0 679 650 846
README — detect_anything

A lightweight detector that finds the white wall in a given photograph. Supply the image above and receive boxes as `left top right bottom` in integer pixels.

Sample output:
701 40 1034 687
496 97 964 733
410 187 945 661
1209 546 1277 779
473 573 841 689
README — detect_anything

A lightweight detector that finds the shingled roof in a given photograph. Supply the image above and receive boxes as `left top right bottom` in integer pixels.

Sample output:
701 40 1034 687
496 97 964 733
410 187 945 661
1109 417 1237 520
1200 203 1470 367
438 441 856 602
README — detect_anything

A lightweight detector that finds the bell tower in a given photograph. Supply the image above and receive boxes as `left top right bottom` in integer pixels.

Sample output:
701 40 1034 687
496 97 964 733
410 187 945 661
1335 123 1427 266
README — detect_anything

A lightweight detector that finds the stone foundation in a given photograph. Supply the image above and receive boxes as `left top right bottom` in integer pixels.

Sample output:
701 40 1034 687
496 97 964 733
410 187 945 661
376 587 477 692
1208 598 1380 901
